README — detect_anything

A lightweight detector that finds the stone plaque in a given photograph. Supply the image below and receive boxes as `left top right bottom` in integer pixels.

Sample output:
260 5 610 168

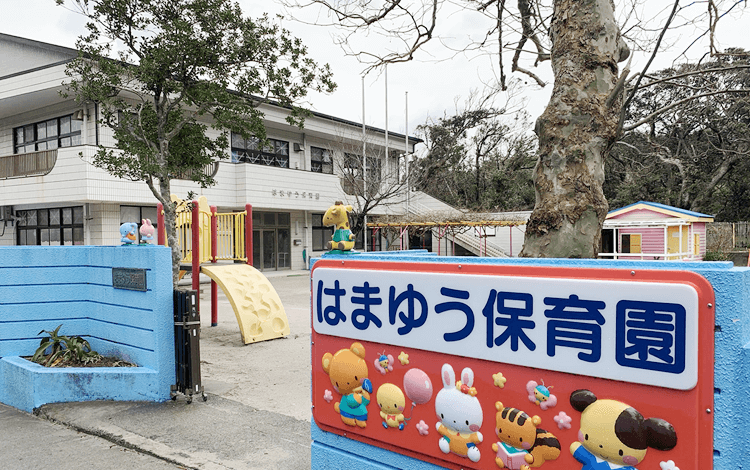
112 267 147 292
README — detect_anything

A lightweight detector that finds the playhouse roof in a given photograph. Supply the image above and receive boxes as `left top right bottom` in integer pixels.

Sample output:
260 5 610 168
607 201 714 222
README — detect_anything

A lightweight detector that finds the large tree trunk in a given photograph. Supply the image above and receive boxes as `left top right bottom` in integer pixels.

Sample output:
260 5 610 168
520 0 629 258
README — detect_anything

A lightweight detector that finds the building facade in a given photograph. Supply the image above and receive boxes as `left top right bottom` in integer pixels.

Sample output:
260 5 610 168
0 33 420 271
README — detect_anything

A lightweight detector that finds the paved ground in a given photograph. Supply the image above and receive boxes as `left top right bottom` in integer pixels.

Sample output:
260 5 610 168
2 270 314 470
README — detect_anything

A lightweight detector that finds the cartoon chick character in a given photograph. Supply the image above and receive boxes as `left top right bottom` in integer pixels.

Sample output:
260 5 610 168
377 383 406 430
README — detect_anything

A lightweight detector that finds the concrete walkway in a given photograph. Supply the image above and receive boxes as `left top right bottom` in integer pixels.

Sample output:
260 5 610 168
3 269 314 470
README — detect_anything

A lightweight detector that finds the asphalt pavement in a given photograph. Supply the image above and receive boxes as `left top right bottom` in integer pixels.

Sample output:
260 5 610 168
1 269 314 470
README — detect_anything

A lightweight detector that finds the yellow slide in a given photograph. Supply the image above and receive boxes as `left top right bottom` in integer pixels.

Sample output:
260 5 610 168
201 264 290 344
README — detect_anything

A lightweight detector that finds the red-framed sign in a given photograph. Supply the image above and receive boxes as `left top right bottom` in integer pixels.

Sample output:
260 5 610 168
311 260 714 470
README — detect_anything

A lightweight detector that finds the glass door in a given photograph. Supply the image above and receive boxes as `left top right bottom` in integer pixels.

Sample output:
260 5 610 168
252 230 261 269
262 230 276 270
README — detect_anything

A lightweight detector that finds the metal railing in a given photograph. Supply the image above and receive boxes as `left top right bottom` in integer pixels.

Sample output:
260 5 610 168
407 200 510 257
0 149 57 179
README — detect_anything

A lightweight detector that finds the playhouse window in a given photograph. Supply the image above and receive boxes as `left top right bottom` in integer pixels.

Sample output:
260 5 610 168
621 234 642 254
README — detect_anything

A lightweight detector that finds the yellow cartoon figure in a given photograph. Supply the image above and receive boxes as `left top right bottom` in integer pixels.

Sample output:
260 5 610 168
323 201 356 251
377 383 406 430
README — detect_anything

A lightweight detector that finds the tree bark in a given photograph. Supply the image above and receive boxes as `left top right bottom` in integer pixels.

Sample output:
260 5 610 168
520 0 629 258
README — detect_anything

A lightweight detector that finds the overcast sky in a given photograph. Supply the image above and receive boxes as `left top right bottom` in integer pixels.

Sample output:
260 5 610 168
1 0 746 143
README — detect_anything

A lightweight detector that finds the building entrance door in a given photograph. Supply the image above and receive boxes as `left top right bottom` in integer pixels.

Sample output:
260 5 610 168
251 215 291 271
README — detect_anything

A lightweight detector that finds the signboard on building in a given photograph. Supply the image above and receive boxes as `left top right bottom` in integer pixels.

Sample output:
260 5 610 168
311 259 714 470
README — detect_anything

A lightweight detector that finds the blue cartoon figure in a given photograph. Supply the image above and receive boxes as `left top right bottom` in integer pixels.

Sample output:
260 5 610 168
374 352 394 375
569 389 677 469
323 201 356 251
322 342 372 428
527 380 557 410
120 222 138 245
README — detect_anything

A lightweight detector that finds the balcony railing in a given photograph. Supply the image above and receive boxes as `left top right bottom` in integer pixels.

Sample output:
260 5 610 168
0 150 57 179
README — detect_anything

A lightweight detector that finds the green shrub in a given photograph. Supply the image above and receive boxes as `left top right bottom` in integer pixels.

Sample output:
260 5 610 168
32 324 101 367
703 251 731 261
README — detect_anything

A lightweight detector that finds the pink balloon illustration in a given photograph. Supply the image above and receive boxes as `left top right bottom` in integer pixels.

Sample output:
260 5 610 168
403 368 433 405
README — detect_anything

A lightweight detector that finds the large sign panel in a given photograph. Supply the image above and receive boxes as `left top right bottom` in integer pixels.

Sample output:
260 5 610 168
311 260 714 470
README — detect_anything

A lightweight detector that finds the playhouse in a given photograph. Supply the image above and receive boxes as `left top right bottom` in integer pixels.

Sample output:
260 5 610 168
599 201 714 260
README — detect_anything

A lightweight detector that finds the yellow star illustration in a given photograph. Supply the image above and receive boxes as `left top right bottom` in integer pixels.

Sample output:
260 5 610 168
493 372 507 388
398 351 410 366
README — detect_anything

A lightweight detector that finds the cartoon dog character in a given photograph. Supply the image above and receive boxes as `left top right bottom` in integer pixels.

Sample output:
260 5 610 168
492 402 561 469
569 389 677 469
322 342 372 428
435 364 483 462
377 383 406 430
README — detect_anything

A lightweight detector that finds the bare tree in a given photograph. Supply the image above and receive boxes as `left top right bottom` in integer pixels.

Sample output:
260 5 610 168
327 131 412 240
280 0 748 258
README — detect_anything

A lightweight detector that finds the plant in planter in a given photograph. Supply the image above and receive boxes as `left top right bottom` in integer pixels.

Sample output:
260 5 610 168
31 325 102 367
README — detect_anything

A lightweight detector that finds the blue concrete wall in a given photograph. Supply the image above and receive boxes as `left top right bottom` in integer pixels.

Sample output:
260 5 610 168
311 252 750 470
0 246 175 412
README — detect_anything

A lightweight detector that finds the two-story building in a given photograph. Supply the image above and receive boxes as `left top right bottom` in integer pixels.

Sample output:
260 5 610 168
0 33 420 271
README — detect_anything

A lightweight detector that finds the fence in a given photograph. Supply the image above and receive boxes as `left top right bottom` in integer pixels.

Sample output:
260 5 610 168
706 222 750 251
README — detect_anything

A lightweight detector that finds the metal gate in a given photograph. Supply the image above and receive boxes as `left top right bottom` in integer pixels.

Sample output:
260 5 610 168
171 289 206 403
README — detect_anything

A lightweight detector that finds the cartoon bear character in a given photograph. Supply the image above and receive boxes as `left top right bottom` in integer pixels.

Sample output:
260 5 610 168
322 342 372 428
492 401 561 469
377 383 406 430
569 389 678 469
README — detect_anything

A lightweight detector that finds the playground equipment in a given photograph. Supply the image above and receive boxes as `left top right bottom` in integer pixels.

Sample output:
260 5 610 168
157 196 290 344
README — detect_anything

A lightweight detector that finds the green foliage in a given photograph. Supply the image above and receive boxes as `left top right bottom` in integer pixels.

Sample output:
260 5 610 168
59 0 335 283
415 108 537 211
702 251 731 261
31 325 102 367
607 53 750 220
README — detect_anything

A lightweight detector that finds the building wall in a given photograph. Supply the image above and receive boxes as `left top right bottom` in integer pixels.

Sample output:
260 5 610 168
610 208 671 221
0 35 74 77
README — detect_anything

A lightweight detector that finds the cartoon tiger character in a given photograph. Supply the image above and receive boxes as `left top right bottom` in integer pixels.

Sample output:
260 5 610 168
492 402 561 469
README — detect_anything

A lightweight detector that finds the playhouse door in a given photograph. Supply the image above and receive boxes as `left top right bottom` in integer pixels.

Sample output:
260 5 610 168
667 226 690 259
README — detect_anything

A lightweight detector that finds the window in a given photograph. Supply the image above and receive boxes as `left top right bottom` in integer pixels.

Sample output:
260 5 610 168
17 207 84 246
231 133 289 168
311 146 333 174
14 115 82 154
312 213 334 251
342 153 381 195
120 205 159 244
621 234 641 254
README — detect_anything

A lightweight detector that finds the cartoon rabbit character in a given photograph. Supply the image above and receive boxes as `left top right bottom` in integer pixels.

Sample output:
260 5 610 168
139 218 155 243
435 363 483 462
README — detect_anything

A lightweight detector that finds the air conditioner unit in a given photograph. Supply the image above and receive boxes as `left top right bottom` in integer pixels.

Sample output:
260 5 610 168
293 143 303 152
0 206 13 221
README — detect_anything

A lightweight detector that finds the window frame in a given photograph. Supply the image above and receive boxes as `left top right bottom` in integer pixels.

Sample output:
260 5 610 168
310 146 333 174
16 206 84 246
13 115 83 154
231 133 290 168
311 213 334 251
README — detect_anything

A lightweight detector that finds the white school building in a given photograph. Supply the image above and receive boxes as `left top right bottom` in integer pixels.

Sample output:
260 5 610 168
0 33 524 270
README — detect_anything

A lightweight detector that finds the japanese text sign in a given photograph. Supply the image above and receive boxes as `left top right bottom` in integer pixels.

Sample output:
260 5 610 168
311 260 714 470
314 263 699 389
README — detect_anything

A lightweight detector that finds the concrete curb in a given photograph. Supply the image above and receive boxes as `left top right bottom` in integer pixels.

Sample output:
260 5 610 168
36 394 312 470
